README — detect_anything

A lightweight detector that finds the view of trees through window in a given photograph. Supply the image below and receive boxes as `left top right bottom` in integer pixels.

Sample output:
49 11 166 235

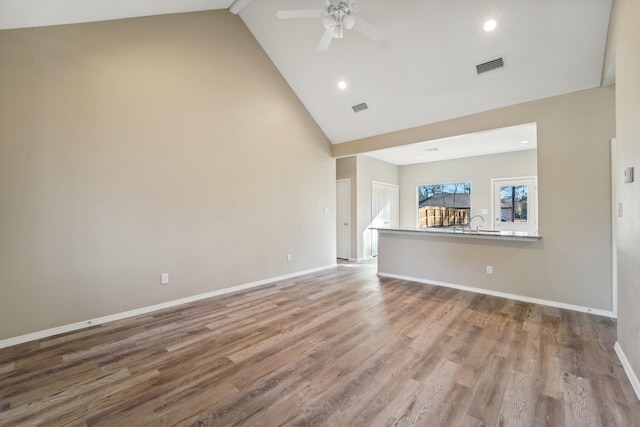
417 182 471 228
500 185 528 222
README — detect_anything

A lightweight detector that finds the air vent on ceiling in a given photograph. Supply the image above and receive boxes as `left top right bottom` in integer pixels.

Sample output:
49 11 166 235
352 102 368 113
476 57 504 74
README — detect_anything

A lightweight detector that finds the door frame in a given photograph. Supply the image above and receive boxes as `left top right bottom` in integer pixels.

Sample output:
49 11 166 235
611 138 618 317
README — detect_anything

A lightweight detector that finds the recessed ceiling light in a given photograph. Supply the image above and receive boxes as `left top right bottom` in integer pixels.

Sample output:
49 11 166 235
484 19 497 32
521 140 529 144
416 155 422 159
338 80 347 90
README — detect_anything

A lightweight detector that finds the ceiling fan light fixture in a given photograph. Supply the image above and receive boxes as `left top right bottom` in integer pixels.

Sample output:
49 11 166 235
322 16 335 29
276 0 382 51
343 15 355 30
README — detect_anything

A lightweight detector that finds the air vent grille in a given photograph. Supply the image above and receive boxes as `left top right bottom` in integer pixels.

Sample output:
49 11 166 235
476 57 504 74
352 102 368 113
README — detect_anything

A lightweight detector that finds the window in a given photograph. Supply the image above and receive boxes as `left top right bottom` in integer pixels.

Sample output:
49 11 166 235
417 182 471 228
500 185 528 222
492 177 537 234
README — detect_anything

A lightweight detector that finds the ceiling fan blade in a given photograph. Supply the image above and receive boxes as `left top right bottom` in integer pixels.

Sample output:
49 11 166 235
317 26 336 51
276 10 323 19
354 16 384 42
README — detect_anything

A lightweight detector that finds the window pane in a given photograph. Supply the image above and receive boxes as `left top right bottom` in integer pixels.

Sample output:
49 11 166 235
418 182 471 228
500 185 528 223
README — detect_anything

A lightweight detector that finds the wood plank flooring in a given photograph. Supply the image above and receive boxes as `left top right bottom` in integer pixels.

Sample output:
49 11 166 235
1 262 639 426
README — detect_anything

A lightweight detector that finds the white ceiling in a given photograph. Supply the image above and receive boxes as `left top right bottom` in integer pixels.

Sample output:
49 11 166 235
364 122 537 166
0 0 611 160
239 0 611 145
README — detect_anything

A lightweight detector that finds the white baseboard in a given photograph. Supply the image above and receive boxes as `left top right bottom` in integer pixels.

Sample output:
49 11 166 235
0 264 337 350
378 272 614 318
615 342 640 400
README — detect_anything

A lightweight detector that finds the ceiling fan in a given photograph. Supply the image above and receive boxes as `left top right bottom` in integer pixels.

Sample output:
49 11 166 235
276 0 383 51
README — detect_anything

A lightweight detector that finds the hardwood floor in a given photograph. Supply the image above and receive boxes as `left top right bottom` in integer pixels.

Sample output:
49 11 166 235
1 262 639 426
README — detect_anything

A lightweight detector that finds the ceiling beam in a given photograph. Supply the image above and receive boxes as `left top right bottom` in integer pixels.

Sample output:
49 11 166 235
229 0 251 15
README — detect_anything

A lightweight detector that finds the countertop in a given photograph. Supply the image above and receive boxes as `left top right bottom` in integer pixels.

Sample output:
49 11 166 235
371 227 541 241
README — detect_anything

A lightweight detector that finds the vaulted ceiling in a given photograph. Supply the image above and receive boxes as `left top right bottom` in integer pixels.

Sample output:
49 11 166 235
1 0 612 151
241 0 611 146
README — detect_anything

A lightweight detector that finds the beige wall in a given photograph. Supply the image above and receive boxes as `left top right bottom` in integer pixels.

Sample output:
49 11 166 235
608 0 640 381
0 11 335 340
378 231 549 300
400 150 537 228
335 87 615 311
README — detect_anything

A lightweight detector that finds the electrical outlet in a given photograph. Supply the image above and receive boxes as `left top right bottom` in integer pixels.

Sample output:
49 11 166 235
161 273 169 285
486 265 493 274
287 254 292 262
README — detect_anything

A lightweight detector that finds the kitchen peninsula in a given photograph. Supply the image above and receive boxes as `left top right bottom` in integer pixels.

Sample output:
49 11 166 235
373 227 540 241
368 227 613 315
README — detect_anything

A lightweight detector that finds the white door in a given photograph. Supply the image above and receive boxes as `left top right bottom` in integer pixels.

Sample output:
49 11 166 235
493 177 537 234
336 179 351 260
371 181 399 257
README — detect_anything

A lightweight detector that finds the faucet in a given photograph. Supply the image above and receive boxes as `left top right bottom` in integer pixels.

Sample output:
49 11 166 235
469 215 485 231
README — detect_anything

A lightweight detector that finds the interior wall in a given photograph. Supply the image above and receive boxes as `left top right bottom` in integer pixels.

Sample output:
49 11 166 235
357 155 399 259
399 150 537 229
0 11 336 340
335 87 615 311
608 0 640 384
